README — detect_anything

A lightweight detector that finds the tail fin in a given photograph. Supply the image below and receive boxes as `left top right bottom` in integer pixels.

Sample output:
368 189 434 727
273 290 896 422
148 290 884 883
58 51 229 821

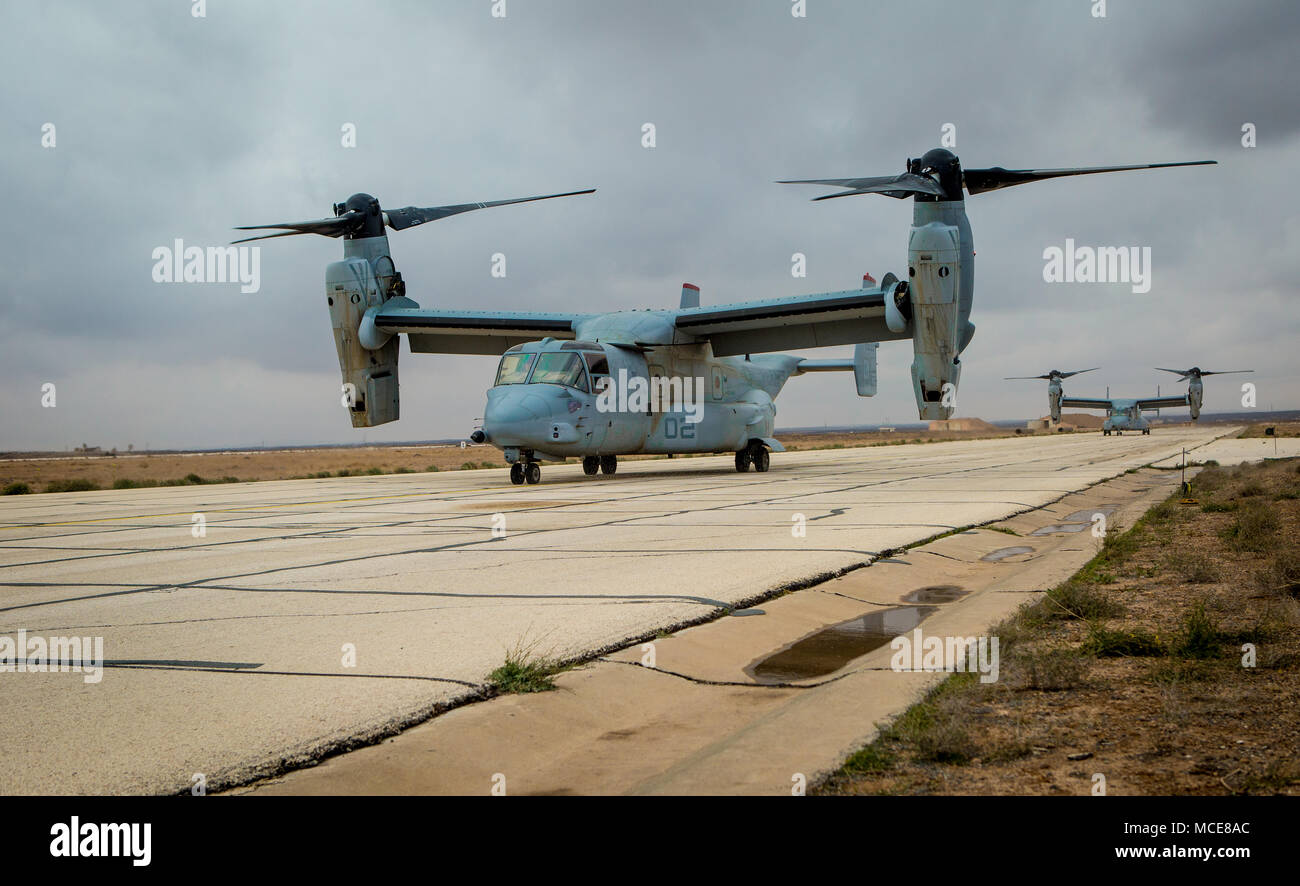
854 342 878 396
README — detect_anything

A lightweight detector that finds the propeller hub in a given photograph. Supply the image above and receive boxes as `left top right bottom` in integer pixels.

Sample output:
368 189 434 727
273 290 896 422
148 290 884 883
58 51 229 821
341 193 385 239
916 148 964 201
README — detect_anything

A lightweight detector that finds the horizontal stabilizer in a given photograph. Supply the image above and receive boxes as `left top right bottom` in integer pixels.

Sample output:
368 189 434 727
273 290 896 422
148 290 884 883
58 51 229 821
793 341 877 397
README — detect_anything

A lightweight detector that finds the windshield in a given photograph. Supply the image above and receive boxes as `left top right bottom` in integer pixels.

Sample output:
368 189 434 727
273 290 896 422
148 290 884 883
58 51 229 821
528 352 589 392
494 353 535 386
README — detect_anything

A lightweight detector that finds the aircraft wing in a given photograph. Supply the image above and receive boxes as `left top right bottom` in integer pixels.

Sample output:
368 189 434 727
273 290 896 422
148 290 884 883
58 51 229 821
374 307 594 355
672 289 909 357
1136 395 1189 411
1060 397 1118 411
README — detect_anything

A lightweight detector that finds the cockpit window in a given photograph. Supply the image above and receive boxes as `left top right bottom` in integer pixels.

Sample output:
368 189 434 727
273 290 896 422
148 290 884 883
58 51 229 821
494 353 535 386
528 352 589 392
583 351 609 378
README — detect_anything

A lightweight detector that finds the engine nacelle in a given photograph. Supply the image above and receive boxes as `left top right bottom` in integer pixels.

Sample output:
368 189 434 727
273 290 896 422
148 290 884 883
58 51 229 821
1188 377 1203 420
1048 379 1063 423
326 254 401 427
907 220 962 420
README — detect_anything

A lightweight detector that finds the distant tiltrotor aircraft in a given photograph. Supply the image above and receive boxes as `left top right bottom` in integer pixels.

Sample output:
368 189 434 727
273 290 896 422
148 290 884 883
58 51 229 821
1008 366 1250 435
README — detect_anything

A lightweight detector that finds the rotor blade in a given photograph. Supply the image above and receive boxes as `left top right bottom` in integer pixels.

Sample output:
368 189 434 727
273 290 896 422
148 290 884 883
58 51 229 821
1199 370 1253 376
779 173 945 201
232 210 365 242
385 189 595 231
1005 375 1052 380
231 230 314 245
963 161 1216 195
1060 368 1100 378
1155 367 1193 379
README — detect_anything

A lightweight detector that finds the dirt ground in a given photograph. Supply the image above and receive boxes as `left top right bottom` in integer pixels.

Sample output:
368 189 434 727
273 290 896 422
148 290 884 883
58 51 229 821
818 457 1300 795
0 427 1037 493
1240 420 1300 438
0 420 1228 494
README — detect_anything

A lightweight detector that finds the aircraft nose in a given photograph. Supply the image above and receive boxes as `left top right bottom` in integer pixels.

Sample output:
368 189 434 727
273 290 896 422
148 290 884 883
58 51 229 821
484 389 551 443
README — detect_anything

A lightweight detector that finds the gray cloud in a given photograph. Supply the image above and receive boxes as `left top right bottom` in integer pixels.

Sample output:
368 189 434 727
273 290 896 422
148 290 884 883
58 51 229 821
0 0 1295 450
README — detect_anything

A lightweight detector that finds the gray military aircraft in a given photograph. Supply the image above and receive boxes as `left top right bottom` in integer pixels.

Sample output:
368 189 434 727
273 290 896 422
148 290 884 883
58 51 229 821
236 148 1213 483
1009 366 1250 435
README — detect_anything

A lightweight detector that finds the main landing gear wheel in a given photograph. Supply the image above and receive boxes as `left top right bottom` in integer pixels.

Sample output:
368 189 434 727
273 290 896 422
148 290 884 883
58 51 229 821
600 455 618 475
737 443 769 473
525 462 542 485
582 456 600 476
510 463 525 485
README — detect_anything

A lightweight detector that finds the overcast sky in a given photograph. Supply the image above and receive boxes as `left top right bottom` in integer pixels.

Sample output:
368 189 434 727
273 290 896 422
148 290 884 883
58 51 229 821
2 0 1297 451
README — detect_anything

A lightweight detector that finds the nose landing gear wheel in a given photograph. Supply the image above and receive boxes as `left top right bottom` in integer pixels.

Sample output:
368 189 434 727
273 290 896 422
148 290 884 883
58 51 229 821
600 455 617 475
510 463 525 485
735 450 751 472
582 456 600 476
525 462 542 485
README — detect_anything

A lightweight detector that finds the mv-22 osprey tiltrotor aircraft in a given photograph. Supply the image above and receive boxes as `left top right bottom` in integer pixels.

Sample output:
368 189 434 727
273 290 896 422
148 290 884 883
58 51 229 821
1008 366 1250 435
236 148 1213 484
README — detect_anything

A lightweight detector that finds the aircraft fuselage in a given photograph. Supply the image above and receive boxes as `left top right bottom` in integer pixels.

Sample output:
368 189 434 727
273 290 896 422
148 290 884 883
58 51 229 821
480 336 790 463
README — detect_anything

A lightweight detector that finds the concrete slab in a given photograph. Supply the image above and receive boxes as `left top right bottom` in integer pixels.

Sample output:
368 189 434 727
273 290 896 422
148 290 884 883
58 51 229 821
244 466 1188 796
0 427 1238 793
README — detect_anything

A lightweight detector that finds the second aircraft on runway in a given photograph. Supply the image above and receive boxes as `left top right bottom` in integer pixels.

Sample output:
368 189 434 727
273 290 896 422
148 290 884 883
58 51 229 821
1007 366 1252 435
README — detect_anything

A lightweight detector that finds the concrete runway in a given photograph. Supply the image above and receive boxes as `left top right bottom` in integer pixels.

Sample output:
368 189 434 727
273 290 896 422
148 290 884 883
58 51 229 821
0 427 1261 793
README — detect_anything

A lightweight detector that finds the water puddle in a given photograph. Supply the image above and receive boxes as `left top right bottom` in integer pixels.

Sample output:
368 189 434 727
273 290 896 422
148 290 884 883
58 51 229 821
746 605 937 684
1031 506 1118 535
1030 522 1090 535
902 585 969 603
1060 505 1118 522
981 546 1035 562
